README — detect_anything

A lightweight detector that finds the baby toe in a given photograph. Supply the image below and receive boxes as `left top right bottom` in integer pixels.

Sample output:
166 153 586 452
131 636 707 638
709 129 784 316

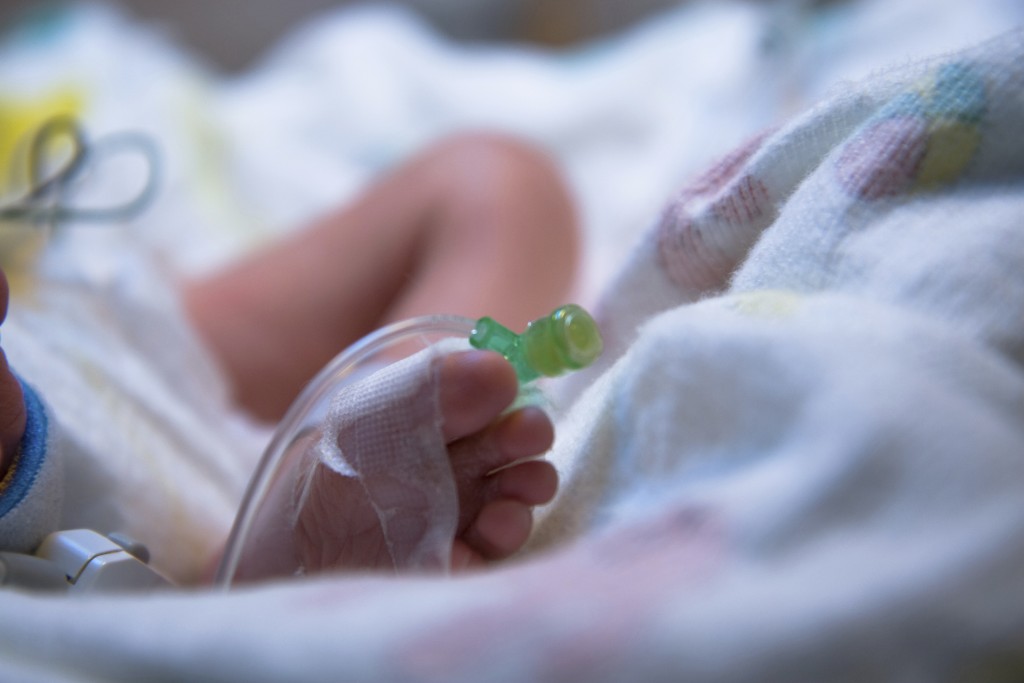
489 406 555 465
496 459 558 506
464 499 534 561
439 350 519 442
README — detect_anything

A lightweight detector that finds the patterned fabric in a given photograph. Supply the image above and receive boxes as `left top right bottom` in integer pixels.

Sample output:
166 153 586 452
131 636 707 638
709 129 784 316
2 21 1024 683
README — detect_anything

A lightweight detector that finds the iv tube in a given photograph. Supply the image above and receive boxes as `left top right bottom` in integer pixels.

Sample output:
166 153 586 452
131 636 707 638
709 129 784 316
215 306 602 587
216 314 476 587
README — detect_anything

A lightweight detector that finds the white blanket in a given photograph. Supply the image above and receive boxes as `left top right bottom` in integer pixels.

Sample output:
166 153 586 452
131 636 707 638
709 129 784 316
2 3 1024 681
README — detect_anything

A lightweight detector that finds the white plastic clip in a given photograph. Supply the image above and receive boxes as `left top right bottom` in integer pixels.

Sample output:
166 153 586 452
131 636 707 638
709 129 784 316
35 529 171 593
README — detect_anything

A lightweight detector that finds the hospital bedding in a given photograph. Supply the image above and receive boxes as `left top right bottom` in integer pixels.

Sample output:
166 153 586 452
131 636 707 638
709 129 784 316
2 1 1024 680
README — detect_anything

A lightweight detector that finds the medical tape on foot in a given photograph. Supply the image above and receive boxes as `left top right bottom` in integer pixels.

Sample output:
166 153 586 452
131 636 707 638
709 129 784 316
293 340 465 574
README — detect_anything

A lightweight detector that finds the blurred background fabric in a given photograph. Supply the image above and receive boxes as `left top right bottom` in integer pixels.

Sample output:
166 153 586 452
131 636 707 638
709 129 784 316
0 0 688 71
1 0 1016 300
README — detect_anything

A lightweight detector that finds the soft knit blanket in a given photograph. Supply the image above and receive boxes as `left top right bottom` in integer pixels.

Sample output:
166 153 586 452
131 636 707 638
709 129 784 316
2 6 1024 683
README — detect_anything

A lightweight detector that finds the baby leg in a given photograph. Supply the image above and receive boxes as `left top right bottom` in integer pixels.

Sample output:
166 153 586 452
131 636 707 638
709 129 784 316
185 133 579 422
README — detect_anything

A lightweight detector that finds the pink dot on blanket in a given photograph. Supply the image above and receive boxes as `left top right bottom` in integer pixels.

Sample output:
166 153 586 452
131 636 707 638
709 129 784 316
655 129 775 293
658 173 772 292
836 117 929 200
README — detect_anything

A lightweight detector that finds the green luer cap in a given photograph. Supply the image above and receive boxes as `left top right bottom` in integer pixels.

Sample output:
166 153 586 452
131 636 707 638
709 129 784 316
470 304 603 384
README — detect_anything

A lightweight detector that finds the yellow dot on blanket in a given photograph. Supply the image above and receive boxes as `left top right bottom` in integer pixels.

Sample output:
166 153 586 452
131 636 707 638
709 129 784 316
914 119 981 190
727 290 803 319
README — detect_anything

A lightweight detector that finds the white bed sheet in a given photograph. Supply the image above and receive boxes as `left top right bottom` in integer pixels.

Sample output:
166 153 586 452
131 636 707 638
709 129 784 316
1 2 1024 681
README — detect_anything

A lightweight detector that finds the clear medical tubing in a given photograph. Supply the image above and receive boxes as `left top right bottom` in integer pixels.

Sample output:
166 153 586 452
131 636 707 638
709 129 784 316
215 315 477 588
215 305 602 587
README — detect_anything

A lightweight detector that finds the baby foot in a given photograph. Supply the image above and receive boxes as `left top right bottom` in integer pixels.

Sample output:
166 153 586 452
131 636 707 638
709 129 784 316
0 270 27 481
298 349 556 574
232 349 557 582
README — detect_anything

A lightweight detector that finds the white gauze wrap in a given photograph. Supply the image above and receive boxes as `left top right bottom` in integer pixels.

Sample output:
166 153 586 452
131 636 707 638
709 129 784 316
224 337 470 583
298 341 461 573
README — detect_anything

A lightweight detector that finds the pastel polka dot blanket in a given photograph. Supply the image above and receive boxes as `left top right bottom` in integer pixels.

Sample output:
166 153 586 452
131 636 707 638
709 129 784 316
3 16 1024 683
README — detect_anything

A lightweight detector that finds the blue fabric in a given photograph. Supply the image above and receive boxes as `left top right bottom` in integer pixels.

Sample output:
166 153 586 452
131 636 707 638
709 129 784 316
0 379 49 518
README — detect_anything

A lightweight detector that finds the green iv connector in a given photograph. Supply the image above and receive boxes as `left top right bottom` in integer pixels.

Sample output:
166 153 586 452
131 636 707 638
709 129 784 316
469 304 603 383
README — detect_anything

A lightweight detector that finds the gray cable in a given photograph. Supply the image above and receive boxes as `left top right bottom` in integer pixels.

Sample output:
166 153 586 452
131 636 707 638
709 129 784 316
0 115 161 228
